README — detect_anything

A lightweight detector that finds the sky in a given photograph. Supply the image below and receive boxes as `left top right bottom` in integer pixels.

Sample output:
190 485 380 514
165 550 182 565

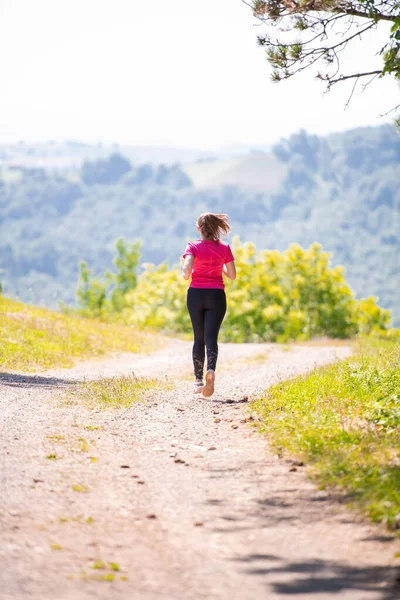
0 0 398 149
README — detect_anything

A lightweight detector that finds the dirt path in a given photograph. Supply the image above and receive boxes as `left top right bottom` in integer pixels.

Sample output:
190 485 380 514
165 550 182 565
1 342 399 600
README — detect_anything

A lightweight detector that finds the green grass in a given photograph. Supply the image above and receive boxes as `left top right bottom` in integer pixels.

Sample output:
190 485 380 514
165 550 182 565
252 338 400 532
50 543 63 551
0 295 161 371
71 484 89 493
67 374 170 409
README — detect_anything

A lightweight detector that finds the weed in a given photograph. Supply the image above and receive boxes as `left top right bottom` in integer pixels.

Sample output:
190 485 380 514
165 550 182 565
46 454 59 460
69 375 170 409
71 484 89 493
59 515 94 524
90 560 106 570
50 543 63 551
78 438 89 452
100 574 115 582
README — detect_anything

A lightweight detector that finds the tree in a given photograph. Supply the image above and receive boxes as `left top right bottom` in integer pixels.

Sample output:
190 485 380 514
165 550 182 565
76 261 108 317
249 0 400 117
80 153 132 185
75 238 141 316
108 238 141 312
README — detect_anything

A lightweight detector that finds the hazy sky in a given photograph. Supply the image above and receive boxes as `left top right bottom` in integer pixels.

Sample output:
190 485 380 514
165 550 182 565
0 0 398 149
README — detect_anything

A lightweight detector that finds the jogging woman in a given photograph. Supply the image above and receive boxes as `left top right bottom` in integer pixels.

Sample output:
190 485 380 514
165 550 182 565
182 213 236 397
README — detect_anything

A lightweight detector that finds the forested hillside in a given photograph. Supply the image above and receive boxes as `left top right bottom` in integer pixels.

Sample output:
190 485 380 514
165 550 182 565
1 125 399 323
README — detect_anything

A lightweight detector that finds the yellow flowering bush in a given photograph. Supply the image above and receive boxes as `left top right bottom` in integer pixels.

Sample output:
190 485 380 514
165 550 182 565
122 239 392 342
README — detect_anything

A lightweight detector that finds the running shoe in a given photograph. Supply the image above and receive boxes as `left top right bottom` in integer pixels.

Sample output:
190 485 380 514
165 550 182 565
202 370 215 398
194 380 204 394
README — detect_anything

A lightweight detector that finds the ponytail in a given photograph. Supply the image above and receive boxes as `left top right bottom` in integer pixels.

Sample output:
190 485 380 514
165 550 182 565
197 212 230 241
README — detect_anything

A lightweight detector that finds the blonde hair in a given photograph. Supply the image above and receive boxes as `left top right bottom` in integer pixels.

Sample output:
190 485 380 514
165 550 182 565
197 212 231 241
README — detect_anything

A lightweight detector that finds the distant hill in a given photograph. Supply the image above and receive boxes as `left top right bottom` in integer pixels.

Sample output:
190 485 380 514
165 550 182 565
0 124 399 325
0 140 265 170
183 152 286 192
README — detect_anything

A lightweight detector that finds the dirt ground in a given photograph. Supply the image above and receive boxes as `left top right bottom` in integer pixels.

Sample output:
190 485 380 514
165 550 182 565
1 341 399 600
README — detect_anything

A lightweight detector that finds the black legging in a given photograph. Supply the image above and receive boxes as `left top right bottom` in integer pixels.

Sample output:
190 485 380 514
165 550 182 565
187 288 227 380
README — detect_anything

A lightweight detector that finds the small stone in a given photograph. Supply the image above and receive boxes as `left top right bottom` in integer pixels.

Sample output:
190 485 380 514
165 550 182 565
292 461 304 467
170 440 178 447
137 480 145 484
120 465 130 469
33 478 44 483
207 446 217 451
174 458 185 464
131 474 139 478
194 521 204 527
176 408 184 412
214 418 221 423
147 514 157 519
289 467 297 472
231 424 239 429
169 452 177 458
212 410 219 414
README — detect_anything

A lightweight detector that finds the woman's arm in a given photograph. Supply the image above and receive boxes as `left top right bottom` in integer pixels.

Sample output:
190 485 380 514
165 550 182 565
223 261 236 280
182 255 194 280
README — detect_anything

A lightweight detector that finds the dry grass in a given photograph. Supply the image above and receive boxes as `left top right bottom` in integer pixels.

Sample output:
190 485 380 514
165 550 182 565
67 374 171 409
0 296 162 371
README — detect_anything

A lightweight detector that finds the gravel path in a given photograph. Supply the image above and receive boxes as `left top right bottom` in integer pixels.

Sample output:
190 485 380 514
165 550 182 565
1 342 399 600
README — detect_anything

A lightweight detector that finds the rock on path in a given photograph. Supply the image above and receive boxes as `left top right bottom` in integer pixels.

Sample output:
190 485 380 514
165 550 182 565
0 342 399 599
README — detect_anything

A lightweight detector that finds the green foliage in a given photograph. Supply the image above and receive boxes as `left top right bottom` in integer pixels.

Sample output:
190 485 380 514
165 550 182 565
251 0 400 115
125 239 391 342
125 263 190 333
109 238 141 312
252 338 400 530
76 238 141 317
76 262 108 318
1 126 399 324
80 153 132 185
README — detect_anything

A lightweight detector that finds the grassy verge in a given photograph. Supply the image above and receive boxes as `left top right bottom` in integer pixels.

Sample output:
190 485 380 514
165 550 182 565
0 296 161 371
66 375 170 409
252 337 400 532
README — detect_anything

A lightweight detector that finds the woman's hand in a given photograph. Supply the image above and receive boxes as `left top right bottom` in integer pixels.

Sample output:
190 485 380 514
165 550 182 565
182 255 194 280
223 261 236 280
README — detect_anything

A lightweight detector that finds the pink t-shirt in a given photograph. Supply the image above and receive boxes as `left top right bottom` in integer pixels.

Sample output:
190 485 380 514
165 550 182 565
183 239 235 290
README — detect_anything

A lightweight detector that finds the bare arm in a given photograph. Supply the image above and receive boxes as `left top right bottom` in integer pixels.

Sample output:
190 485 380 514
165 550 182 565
182 255 194 280
223 261 236 281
